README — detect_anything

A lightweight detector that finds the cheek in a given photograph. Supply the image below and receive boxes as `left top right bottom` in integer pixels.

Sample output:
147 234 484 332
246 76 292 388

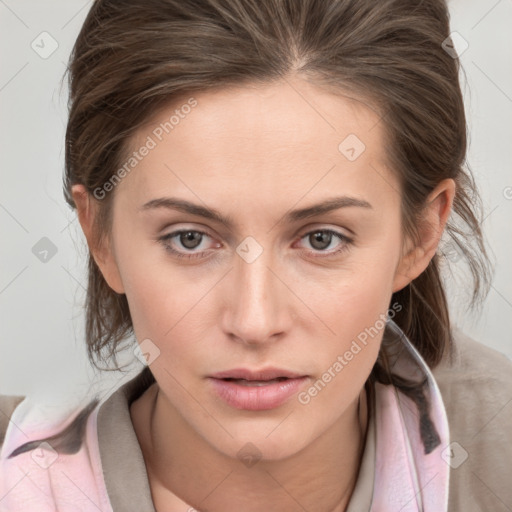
300 244 399 385
297 268 396 415
309 250 399 338
116 245 219 373
319 283 388 375
124 275 197 346
112 233 185 340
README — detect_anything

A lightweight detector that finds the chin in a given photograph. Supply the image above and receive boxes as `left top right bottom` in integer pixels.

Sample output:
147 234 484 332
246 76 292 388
205 420 315 464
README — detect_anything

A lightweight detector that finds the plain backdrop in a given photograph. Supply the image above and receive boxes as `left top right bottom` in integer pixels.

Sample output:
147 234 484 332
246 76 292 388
1 0 511 405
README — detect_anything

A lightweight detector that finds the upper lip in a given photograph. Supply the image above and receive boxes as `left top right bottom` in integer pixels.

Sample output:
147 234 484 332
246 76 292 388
210 368 307 381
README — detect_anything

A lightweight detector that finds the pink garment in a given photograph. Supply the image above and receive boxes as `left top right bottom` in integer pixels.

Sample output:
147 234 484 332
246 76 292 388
0 401 111 512
0 320 450 511
372 323 450 510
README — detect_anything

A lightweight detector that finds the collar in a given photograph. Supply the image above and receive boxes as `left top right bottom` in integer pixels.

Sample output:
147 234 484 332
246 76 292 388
370 318 451 511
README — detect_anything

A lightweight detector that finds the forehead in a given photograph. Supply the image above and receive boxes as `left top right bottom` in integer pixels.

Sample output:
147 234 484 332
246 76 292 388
114 78 397 211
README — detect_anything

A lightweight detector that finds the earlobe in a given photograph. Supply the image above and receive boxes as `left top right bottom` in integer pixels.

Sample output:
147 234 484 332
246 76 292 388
392 178 456 293
392 241 423 293
71 184 125 294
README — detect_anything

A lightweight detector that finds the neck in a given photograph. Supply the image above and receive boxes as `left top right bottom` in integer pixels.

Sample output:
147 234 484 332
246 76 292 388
132 383 369 512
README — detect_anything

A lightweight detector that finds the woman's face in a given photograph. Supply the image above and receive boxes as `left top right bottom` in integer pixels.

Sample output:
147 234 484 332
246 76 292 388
91 77 423 460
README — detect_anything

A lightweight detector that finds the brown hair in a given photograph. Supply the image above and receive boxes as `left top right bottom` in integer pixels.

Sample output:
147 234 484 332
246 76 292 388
62 0 492 377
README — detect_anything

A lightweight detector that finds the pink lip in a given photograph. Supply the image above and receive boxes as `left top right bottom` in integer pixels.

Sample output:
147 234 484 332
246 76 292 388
210 367 305 381
208 367 309 411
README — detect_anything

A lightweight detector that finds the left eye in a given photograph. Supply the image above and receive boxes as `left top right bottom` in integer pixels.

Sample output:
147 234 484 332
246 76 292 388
296 229 351 256
158 228 352 260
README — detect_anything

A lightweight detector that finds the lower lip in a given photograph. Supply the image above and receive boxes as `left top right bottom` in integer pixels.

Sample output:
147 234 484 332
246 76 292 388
208 377 309 410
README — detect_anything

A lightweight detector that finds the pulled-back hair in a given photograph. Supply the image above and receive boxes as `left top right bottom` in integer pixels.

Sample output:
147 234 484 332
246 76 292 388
62 0 492 376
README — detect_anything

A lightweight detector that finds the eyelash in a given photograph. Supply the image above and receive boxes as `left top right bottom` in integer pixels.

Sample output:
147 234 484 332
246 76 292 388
157 228 353 260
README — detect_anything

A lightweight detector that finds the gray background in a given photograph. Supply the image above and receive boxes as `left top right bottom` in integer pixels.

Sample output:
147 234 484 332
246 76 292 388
1 0 511 406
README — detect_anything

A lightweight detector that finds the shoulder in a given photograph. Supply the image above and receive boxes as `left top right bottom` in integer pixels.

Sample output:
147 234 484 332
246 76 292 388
431 328 512 510
432 326 512 406
0 395 111 512
436 326 512 375
0 394 25 453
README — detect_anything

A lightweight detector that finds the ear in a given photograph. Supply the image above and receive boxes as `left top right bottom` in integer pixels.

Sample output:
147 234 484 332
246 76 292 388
392 178 456 293
71 184 125 294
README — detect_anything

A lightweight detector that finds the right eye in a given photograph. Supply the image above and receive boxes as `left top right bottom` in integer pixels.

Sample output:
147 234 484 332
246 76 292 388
158 229 220 260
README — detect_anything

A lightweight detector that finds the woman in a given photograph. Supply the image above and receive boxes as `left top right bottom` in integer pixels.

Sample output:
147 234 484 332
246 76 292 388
1 0 511 511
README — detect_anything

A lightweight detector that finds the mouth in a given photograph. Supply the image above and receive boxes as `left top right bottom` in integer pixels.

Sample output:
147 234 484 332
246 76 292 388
208 368 309 410
220 376 290 387
210 367 306 381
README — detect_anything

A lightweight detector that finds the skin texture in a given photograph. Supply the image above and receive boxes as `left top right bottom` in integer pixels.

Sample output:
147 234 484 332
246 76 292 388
72 76 455 512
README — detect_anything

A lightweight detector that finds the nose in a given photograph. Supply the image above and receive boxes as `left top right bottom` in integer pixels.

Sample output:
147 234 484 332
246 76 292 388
221 245 292 347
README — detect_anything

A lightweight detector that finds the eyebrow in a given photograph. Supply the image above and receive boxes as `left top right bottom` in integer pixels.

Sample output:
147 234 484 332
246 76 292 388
139 195 373 229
